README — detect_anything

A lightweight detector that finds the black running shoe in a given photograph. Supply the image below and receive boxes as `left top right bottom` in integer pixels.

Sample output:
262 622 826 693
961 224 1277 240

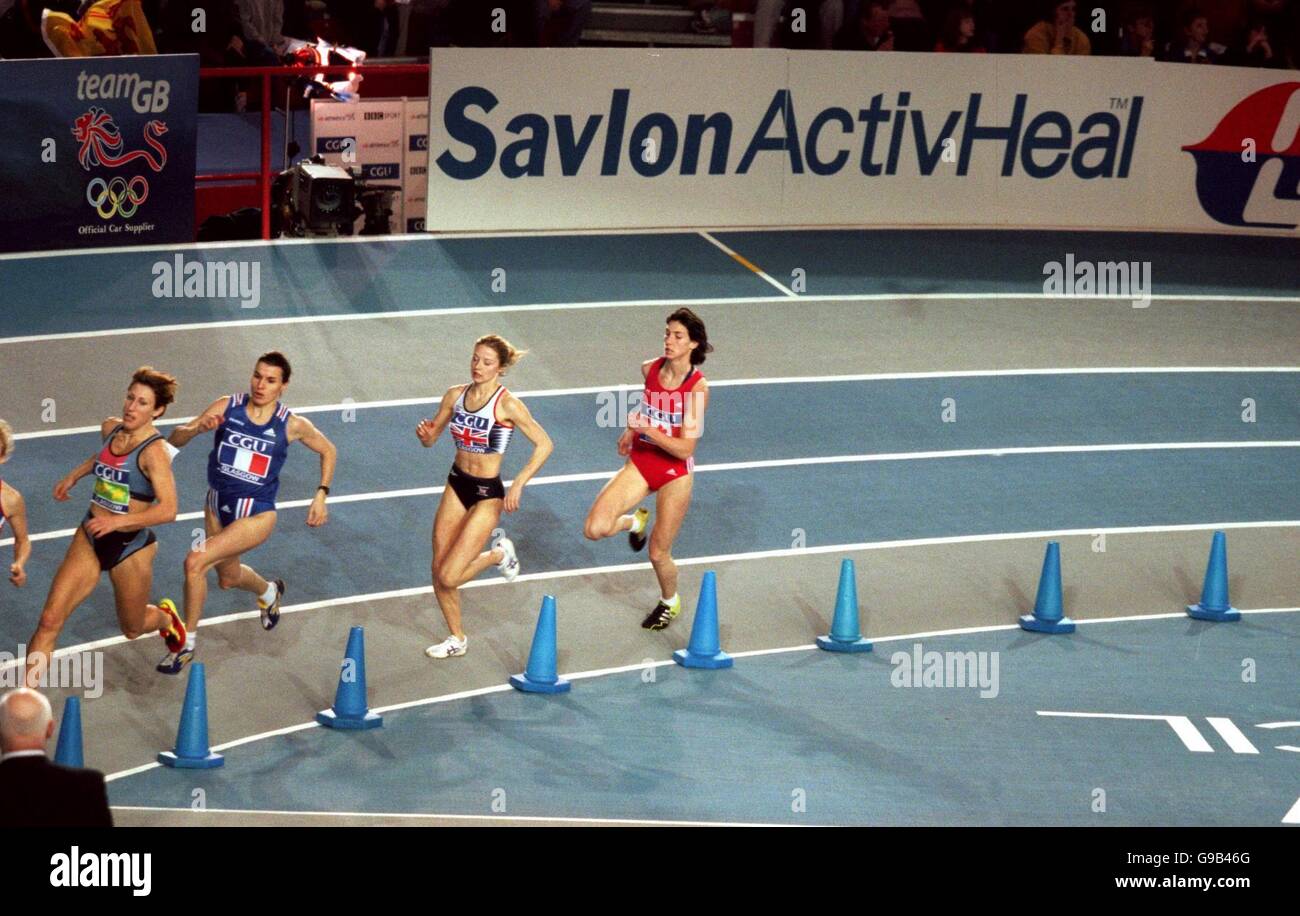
260 578 285 631
629 507 649 552
641 600 679 630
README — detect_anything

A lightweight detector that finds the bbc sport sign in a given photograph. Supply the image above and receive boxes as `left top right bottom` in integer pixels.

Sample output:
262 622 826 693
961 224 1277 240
425 49 1299 236
0 54 198 254
311 97 430 233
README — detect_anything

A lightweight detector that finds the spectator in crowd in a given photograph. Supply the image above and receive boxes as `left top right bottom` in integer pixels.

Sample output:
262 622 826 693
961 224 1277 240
752 0 785 47
521 0 592 46
0 689 113 828
834 0 893 50
1226 13 1283 66
282 0 312 39
160 0 250 110
885 0 931 50
1161 7 1220 63
235 0 288 60
1116 3 1156 56
934 6 985 51
775 1 858 50
337 0 401 56
1023 0 1091 54
0 0 62 59
1238 0 1295 68
689 0 720 35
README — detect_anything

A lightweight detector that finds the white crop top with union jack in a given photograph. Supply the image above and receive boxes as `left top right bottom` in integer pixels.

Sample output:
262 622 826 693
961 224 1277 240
450 385 514 455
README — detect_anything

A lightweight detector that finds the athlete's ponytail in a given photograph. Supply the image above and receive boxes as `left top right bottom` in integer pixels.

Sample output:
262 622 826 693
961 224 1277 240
476 334 528 374
0 418 13 464
667 308 713 366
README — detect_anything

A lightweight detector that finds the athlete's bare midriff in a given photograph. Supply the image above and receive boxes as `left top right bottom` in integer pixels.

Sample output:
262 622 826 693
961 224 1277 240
453 450 504 480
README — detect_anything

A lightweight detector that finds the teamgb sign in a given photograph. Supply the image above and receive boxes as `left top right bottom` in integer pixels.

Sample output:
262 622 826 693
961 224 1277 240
0 54 198 254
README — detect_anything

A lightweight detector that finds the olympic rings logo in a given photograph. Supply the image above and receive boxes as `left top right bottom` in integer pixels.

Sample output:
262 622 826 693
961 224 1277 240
86 176 149 219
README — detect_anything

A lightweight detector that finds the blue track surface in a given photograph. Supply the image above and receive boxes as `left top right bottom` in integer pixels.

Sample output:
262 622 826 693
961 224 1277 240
3 229 1296 337
4 225 1297 826
4 373 1297 649
107 614 1300 826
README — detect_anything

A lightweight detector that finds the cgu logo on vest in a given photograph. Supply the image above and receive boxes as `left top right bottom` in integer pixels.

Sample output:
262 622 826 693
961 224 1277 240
50 847 151 896
93 464 128 483
453 411 490 430
435 87 1143 181
226 433 273 452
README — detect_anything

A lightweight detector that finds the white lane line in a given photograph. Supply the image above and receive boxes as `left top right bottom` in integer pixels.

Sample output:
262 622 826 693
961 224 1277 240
108 805 800 826
0 225 758 262
3 219 1296 261
103 608 1300 786
7 441 1300 546
1205 717 1261 754
12 368 1299 440
6 510 1296 675
1036 712 1215 753
1283 796 1300 825
697 230 798 297
4 291 1298 344
1255 721 1300 754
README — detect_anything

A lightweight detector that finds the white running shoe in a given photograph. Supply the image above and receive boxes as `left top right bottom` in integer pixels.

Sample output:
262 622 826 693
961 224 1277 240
495 536 519 582
425 635 468 659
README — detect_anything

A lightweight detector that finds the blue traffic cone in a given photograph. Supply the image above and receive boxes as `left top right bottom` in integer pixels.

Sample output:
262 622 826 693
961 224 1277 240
158 663 224 768
1019 542 1075 634
511 595 571 693
817 558 873 653
674 571 734 669
1187 531 1241 622
53 695 83 768
317 626 383 729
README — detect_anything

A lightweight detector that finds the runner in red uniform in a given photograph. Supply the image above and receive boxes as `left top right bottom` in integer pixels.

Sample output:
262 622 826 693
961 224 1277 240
583 309 712 630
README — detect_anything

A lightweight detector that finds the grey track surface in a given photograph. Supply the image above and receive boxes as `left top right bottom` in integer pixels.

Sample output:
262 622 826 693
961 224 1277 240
2 297 1299 432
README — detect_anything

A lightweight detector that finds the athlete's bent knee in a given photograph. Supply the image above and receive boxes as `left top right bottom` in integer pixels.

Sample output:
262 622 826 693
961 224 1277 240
648 541 673 566
120 625 143 640
183 550 208 578
436 564 460 591
584 515 612 541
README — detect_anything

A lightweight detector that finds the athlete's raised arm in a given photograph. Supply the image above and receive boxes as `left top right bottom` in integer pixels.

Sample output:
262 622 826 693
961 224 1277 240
52 417 117 500
288 413 336 527
168 396 229 449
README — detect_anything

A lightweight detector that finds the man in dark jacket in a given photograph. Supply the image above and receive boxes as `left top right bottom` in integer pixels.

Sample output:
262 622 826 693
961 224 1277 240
0 688 112 828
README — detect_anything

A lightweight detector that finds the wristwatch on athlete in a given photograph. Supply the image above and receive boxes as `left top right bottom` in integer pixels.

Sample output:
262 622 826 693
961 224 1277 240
317 486 330 496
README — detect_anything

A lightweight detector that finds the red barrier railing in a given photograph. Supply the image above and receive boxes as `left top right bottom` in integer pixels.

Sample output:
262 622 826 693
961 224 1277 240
197 62 429 239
